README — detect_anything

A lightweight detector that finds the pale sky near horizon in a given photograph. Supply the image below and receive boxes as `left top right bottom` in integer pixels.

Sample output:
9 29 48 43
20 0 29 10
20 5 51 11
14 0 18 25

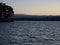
0 0 60 15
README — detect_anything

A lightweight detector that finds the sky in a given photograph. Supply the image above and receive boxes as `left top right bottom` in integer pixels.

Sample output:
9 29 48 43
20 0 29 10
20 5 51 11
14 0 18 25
0 0 60 15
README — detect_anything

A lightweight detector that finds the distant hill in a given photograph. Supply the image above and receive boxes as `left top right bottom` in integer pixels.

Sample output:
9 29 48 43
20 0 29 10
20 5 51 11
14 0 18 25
11 14 60 21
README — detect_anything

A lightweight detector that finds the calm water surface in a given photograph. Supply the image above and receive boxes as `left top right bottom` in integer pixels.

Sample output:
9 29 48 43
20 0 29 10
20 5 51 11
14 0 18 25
0 21 60 45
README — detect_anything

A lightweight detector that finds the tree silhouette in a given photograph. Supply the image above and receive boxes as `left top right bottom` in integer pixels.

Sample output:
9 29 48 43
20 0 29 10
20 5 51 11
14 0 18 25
0 2 14 20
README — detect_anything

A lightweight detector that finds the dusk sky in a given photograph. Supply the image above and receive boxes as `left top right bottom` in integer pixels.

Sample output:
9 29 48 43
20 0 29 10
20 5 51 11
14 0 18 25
0 0 60 15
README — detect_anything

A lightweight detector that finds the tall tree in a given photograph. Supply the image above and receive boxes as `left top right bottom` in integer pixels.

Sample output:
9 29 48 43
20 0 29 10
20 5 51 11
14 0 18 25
0 2 14 20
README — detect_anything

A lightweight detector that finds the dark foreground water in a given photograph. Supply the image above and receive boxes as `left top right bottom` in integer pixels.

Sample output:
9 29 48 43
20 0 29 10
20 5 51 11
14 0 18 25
0 21 60 45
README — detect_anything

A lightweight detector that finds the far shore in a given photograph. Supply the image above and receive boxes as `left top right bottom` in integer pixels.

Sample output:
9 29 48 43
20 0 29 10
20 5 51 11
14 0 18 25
10 14 60 21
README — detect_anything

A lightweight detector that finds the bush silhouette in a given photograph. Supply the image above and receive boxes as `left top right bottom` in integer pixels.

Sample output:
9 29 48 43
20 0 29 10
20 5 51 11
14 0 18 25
0 2 14 20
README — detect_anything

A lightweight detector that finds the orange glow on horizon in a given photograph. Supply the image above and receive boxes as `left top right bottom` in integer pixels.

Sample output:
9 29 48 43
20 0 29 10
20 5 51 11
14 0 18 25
14 8 60 15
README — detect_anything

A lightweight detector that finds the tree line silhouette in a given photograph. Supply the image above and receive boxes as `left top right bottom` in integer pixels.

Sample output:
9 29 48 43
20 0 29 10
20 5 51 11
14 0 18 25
0 2 14 21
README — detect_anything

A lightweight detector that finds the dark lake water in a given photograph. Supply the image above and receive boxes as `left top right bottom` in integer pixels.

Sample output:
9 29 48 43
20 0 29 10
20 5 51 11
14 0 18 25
0 21 60 45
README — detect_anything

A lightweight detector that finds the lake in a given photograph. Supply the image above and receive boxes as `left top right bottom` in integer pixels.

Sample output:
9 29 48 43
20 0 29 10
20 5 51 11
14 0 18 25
0 21 60 45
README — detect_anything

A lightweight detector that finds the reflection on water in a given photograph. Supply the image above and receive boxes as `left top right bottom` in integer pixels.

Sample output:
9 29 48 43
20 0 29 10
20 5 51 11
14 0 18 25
0 21 60 45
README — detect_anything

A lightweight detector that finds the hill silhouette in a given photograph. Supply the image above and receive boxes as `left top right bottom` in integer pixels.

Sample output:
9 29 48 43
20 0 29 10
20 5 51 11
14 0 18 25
11 14 60 21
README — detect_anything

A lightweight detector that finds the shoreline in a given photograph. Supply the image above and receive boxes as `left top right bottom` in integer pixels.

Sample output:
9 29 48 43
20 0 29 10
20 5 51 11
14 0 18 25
1 15 60 21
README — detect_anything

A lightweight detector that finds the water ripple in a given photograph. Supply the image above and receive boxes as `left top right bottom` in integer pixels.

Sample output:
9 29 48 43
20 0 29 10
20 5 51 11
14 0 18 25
0 21 60 45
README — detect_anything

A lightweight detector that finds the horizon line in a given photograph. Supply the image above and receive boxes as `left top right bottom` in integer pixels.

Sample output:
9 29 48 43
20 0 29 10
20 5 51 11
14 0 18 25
14 14 60 16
